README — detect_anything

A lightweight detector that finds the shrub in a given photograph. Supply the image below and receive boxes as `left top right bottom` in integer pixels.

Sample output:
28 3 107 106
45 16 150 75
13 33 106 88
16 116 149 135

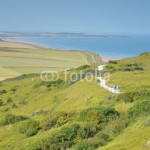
19 120 40 137
0 99 3 106
79 106 119 123
19 100 28 105
43 112 75 130
33 79 64 89
78 123 100 139
0 90 7 95
122 63 144 71
75 139 100 150
0 114 28 125
12 103 17 108
95 132 110 145
61 124 80 141
43 116 58 131
5 73 39 81
104 65 117 73
10 87 17 92
30 122 108 150
140 52 150 56
29 129 75 150
108 60 118 64
115 90 150 103
122 67 134 71
128 100 150 118
77 65 91 70
56 112 75 127
7 98 13 103
32 110 48 116
109 117 129 135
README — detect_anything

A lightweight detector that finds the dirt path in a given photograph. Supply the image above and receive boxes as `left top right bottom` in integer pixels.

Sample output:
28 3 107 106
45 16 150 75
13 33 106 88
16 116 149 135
97 65 122 94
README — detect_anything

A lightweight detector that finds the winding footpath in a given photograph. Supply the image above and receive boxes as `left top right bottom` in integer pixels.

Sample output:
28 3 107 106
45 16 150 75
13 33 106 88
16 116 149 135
97 65 122 94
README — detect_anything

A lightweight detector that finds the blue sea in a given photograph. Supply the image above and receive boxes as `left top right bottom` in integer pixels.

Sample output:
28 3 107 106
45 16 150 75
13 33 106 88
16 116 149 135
19 36 150 58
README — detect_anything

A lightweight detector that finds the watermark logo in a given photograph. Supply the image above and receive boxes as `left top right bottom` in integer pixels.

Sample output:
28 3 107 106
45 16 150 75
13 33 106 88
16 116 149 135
40 69 110 82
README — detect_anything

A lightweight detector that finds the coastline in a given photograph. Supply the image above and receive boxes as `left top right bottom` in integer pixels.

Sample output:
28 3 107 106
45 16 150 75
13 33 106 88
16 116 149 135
4 38 48 49
0 39 121 81
3 38 120 62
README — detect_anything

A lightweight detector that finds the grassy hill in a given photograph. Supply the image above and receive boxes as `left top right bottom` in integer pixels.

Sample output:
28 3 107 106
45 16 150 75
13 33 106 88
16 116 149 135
98 52 150 150
0 41 100 80
0 52 150 150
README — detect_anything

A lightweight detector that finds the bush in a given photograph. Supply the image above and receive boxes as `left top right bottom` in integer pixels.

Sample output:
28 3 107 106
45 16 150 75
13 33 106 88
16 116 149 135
0 90 7 95
19 100 28 105
75 139 100 150
108 60 118 64
95 132 110 145
56 112 75 127
10 87 17 92
43 116 57 130
104 65 117 73
5 73 39 81
19 120 40 137
115 90 150 103
78 123 100 139
7 98 13 103
12 103 17 108
30 122 109 150
140 52 150 55
109 117 129 135
79 106 119 123
122 67 134 71
128 100 150 118
77 65 91 70
33 79 64 89
0 99 3 106
61 124 80 141
122 63 144 71
32 110 48 116
29 129 75 150
43 112 75 130
0 114 28 125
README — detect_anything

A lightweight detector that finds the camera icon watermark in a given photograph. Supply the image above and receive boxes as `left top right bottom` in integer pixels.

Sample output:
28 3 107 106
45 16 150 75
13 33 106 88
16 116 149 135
40 71 59 81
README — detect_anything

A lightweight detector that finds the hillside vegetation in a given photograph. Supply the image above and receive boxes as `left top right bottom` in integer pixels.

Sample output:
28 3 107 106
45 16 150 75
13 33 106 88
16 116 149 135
0 52 150 150
0 41 100 80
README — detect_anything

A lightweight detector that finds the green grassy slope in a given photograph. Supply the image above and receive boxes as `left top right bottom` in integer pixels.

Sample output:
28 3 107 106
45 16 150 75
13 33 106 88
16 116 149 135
0 41 100 80
105 52 150 92
0 53 150 150
99 117 150 150
98 52 150 150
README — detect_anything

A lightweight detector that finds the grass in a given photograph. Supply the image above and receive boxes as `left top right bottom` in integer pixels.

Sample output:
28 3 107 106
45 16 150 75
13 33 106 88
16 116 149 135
106 52 150 92
97 52 150 150
0 41 100 79
98 117 150 150
0 45 150 150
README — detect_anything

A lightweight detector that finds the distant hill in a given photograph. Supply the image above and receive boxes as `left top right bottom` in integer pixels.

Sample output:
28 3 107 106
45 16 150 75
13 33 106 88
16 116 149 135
0 32 128 38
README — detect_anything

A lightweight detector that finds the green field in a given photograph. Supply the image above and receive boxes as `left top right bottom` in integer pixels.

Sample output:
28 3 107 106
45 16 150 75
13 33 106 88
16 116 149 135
0 43 150 150
0 41 100 80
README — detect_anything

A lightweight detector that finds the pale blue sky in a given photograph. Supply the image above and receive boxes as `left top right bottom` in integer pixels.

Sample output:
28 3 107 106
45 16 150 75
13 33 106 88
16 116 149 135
0 0 150 35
